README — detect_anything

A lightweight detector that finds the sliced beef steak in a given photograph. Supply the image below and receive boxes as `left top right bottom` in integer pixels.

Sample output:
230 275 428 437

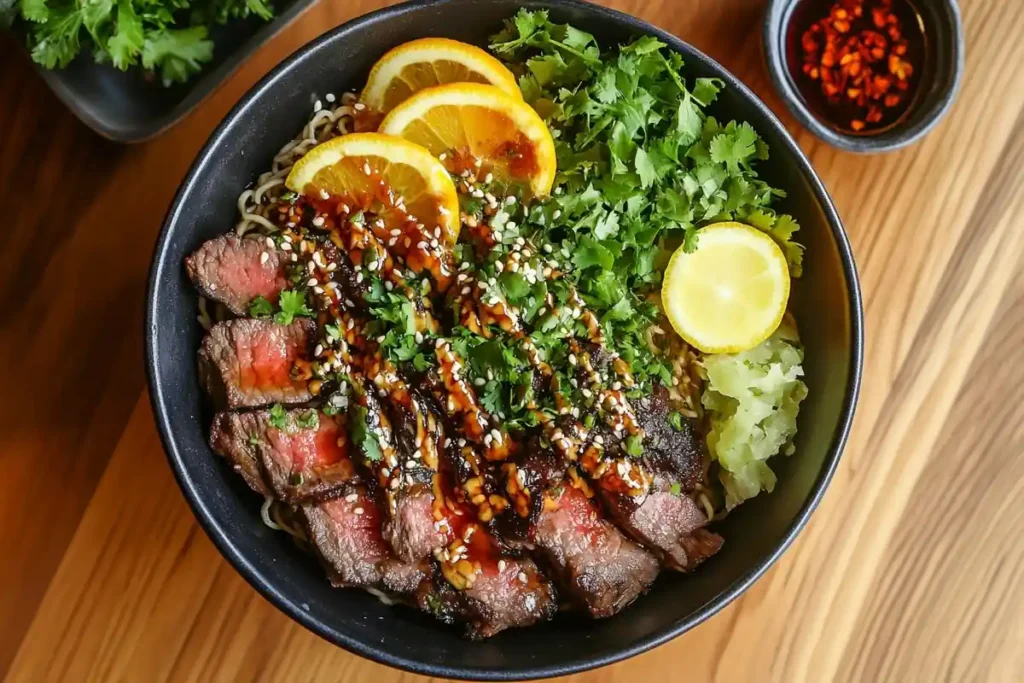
302 486 429 594
417 554 557 639
597 388 723 571
185 235 287 315
534 484 659 617
210 408 355 503
352 379 449 563
199 318 315 409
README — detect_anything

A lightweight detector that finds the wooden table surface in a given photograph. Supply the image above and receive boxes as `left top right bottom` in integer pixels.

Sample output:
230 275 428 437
3 0 1023 681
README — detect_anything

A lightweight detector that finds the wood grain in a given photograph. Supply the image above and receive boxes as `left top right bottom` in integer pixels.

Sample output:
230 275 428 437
2 0 1023 681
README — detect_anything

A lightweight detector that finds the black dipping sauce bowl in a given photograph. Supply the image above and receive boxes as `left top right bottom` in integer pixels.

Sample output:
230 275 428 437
146 0 864 678
764 0 964 153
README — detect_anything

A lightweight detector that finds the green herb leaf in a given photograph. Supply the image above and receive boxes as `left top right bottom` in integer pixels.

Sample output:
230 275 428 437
268 404 287 430
274 289 313 325
249 295 273 318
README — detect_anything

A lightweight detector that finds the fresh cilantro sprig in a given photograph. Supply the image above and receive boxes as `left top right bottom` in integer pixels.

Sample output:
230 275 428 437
350 403 383 462
7 0 274 86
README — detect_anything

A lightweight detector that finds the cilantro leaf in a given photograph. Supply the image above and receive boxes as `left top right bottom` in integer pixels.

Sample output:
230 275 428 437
573 238 614 271
635 147 658 188
268 404 287 430
141 27 214 87
350 404 382 461
274 289 313 325
249 295 273 318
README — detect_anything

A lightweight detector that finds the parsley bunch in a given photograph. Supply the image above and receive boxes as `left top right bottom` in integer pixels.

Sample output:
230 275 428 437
490 10 804 388
3 0 274 86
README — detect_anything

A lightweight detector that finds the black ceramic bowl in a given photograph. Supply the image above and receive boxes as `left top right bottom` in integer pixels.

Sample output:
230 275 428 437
146 0 863 678
763 0 964 153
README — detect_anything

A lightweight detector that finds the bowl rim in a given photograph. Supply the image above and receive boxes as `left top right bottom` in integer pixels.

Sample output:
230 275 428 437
762 0 964 154
145 0 865 678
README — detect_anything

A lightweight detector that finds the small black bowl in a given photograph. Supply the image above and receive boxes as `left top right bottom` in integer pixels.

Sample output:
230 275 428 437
763 0 964 153
146 0 864 678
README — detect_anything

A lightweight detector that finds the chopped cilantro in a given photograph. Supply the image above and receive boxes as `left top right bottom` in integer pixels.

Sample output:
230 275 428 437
667 411 685 432
669 482 682 496
274 289 313 325
268 404 287 430
350 404 383 462
625 435 644 457
248 295 273 318
247 434 262 447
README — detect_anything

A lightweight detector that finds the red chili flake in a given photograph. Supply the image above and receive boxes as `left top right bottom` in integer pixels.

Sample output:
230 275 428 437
794 0 920 133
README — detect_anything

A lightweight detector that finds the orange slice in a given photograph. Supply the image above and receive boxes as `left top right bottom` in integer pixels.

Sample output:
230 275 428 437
285 133 460 284
379 83 557 198
360 38 520 120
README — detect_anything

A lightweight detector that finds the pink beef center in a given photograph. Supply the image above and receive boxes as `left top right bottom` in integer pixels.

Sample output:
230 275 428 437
236 328 303 393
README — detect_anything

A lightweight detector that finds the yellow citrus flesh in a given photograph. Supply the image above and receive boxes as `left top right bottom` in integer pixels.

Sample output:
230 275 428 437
378 83 557 198
361 38 521 117
285 132 460 245
662 222 791 354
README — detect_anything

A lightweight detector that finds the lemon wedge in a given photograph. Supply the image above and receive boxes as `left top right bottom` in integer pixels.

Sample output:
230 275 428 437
662 222 790 354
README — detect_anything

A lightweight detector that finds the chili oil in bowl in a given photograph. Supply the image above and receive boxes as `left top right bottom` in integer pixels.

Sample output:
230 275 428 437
764 0 963 153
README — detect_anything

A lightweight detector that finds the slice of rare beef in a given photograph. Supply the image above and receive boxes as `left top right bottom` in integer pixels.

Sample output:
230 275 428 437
301 486 430 594
534 484 660 618
185 235 287 315
350 378 449 563
417 554 557 639
199 318 315 409
597 388 723 571
210 408 355 503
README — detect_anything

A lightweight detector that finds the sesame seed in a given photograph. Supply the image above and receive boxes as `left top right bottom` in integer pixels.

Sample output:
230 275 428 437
569 354 577 366
307 278 318 287
354 507 364 515
313 99 322 112
518 572 528 584
325 93 336 103
490 429 502 442
354 102 366 110
363 162 371 175
439 152 447 160
554 186 563 195
414 331 423 343
552 210 562 220
404 237 411 248
344 299 354 307
259 251 270 265
280 242 292 251
417 241 428 250
311 214 325 226
319 189 330 200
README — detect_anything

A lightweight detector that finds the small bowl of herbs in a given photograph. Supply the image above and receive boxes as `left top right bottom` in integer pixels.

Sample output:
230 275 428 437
2 0 319 142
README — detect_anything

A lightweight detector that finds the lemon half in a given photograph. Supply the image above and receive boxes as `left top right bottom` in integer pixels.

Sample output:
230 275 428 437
662 222 790 354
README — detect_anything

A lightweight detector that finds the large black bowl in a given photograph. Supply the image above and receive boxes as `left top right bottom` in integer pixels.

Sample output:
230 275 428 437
146 0 863 678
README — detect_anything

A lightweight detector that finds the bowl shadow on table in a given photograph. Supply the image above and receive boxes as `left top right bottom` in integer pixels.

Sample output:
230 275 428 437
150 0 860 677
